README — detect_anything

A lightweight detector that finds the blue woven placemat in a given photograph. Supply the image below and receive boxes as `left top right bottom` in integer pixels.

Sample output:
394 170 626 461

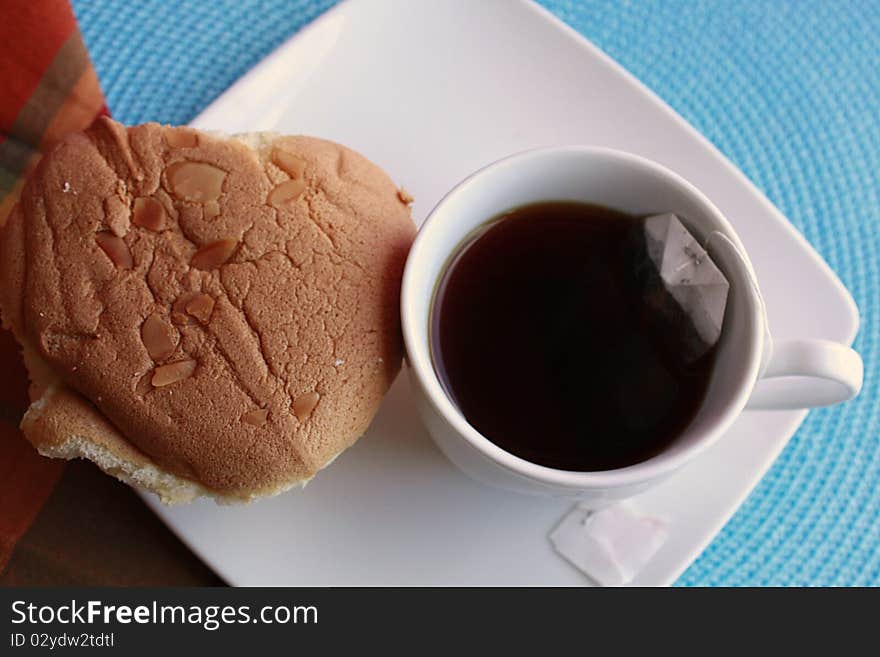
71 0 879 586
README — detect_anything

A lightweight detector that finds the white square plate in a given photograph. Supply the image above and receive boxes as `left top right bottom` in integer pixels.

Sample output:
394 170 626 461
143 0 859 585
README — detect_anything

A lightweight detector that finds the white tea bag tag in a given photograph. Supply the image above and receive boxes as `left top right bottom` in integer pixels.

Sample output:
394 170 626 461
549 503 668 586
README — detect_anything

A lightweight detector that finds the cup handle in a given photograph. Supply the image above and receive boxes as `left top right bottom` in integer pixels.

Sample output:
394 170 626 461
746 338 863 410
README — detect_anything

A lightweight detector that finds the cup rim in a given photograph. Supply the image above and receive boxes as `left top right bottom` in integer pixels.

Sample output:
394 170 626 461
401 145 765 490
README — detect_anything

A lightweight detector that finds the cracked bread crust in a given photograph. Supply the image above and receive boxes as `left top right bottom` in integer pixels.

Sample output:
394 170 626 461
0 118 416 502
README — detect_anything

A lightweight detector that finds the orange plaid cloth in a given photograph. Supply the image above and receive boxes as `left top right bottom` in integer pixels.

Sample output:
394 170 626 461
0 0 107 571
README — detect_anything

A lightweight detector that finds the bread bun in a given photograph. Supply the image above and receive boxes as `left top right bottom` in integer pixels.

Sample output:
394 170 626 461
0 118 416 503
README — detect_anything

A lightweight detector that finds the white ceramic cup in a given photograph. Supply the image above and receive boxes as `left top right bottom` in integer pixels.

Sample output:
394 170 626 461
401 146 863 504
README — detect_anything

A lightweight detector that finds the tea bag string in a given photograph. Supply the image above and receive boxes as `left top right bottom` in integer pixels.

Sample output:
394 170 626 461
675 230 739 273
703 230 773 371
702 230 760 298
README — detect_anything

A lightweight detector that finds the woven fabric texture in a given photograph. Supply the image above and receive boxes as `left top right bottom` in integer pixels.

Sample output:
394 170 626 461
71 0 879 586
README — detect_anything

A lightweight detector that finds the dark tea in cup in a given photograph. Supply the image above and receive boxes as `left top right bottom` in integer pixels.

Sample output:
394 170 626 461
429 201 723 471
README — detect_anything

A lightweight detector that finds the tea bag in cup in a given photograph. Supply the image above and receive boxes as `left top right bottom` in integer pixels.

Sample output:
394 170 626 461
637 213 730 362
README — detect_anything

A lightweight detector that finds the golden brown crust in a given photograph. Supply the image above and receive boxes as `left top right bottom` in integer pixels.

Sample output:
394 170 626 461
0 119 416 500
0 203 26 335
